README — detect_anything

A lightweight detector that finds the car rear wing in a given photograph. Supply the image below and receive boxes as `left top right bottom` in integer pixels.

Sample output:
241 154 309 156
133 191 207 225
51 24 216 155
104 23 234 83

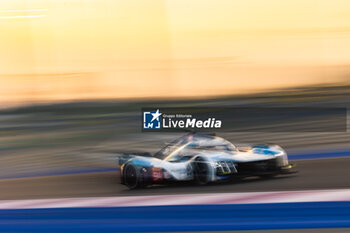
117 152 152 166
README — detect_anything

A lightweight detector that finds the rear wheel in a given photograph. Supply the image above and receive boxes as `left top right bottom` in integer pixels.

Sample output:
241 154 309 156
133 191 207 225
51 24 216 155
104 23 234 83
124 164 139 189
193 157 210 185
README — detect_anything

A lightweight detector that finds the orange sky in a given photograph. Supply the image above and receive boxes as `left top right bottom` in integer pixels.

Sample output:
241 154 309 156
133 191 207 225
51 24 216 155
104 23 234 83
0 0 350 105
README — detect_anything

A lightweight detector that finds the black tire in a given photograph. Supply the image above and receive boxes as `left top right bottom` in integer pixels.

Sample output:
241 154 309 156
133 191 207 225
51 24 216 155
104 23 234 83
124 164 139 189
193 157 210 185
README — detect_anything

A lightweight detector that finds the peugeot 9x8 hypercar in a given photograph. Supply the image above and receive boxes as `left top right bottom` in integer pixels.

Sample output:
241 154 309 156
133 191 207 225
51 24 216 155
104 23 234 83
118 133 295 189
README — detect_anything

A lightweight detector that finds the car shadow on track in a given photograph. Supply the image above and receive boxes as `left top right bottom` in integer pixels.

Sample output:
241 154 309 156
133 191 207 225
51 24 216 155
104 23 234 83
120 174 298 194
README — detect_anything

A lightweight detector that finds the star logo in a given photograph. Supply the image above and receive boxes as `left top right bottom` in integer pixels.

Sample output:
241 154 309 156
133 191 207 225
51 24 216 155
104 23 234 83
151 109 162 122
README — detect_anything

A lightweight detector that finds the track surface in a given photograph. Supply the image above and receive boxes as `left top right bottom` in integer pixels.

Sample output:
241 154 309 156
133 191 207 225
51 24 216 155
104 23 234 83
0 158 349 200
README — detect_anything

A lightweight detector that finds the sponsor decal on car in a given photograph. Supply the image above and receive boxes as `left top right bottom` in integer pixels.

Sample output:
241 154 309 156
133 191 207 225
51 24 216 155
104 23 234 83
152 167 163 182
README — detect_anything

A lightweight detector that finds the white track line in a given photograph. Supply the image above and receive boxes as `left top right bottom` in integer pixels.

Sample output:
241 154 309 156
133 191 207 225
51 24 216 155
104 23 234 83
0 189 349 209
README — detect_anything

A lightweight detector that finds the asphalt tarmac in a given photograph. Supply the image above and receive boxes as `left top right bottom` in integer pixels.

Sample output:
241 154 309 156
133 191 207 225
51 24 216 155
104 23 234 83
0 157 349 200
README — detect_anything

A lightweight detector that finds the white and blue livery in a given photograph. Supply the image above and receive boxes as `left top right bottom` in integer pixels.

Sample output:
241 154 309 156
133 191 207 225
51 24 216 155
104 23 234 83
118 133 295 189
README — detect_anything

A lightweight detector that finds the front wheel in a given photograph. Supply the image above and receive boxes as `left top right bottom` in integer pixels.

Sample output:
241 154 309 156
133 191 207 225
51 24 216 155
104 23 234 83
193 157 210 185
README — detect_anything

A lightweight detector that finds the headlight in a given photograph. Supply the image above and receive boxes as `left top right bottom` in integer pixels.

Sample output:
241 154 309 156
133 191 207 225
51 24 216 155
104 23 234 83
276 152 289 166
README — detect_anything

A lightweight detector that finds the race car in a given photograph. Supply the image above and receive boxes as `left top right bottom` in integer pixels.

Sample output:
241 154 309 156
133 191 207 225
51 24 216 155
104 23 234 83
118 133 295 189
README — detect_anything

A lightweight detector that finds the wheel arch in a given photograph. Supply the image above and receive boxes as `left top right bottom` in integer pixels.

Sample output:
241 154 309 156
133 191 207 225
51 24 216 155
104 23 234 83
192 155 216 183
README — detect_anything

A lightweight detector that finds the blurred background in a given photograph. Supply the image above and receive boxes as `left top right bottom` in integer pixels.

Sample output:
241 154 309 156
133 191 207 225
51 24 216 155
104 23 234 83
0 0 349 191
1 0 350 105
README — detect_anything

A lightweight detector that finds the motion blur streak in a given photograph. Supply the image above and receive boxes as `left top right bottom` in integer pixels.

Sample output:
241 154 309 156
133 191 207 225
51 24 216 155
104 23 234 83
0 9 48 12
0 15 47 19
0 202 350 232
0 189 350 209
